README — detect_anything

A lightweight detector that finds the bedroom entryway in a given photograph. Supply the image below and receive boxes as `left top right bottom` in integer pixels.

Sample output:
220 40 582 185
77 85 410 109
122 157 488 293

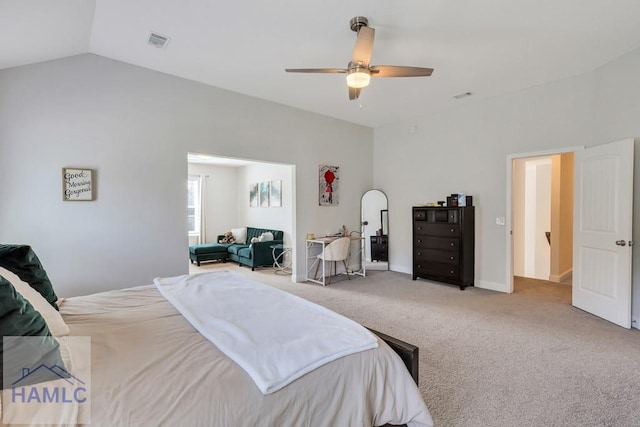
511 153 574 286
186 153 297 279
507 139 634 328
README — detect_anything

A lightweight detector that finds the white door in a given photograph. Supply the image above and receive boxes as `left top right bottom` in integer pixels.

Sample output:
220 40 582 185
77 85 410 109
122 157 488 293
573 138 634 328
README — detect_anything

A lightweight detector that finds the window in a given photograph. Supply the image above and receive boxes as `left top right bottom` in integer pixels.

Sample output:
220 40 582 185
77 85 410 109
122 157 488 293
187 176 201 235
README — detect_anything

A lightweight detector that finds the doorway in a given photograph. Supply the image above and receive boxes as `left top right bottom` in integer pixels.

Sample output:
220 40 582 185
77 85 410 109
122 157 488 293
505 146 581 293
506 140 634 328
512 154 574 286
187 153 297 280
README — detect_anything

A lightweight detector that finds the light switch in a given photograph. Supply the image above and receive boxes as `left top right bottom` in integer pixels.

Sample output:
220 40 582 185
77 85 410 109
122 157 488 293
496 216 505 226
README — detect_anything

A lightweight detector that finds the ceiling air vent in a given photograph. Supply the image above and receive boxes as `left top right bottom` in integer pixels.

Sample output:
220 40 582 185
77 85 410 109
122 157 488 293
148 32 170 49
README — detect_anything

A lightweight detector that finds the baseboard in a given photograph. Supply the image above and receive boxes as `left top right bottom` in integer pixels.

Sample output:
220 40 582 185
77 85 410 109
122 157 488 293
385 269 509 293
390 265 411 275
475 280 508 293
549 269 572 284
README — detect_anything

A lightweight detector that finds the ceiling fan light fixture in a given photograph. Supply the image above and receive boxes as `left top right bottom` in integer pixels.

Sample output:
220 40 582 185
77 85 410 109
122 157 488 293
346 68 371 88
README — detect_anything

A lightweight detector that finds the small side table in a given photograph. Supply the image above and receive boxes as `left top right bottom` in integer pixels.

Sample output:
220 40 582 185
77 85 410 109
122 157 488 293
271 244 292 275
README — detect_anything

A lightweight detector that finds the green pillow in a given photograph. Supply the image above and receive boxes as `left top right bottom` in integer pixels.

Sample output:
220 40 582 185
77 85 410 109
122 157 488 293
0 245 59 310
0 275 66 389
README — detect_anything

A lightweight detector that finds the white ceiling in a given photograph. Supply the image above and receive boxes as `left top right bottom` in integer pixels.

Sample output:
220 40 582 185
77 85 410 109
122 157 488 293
3 0 640 128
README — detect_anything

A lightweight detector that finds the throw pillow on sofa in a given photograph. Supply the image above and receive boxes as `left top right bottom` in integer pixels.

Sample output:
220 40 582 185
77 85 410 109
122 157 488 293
258 232 274 242
231 228 247 244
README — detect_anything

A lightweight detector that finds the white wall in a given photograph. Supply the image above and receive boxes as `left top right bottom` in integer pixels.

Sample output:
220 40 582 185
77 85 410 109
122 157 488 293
375 73 595 288
374 46 640 326
529 160 551 280
237 162 294 247
0 54 373 296
522 158 552 280
187 163 238 243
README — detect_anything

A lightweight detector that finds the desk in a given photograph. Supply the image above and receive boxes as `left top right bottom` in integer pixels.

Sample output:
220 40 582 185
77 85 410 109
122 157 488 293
305 236 365 285
270 244 292 275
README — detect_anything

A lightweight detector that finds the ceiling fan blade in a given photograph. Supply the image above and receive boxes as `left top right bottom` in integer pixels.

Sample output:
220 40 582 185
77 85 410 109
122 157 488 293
285 68 347 74
369 65 434 77
352 26 375 66
349 86 361 100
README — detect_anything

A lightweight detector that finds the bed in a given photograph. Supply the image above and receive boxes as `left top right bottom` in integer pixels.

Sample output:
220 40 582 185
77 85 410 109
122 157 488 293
1 247 432 426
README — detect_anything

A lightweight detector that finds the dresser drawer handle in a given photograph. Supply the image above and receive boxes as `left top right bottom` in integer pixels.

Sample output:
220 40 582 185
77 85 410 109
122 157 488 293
417 252 422 256
450 228 455 232
450 270 455 274
418 239 422 243
450 242 455 246
450 256 454 260
418 226 422 231
417 264 422 269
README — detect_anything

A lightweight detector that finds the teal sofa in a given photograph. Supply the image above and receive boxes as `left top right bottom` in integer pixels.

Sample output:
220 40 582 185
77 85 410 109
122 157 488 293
220 227 284 271
189 227 284 268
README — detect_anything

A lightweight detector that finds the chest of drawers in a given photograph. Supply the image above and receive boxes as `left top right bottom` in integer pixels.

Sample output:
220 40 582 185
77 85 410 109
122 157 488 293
412 206 475 290
370 235 388 262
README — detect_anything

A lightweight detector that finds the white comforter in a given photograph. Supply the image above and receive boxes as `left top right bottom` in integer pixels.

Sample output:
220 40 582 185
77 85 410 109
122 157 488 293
57 281 433 426
154 271 378 394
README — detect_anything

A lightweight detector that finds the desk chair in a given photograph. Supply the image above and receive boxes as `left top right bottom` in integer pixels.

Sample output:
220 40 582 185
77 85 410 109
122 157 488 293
314 237 351 285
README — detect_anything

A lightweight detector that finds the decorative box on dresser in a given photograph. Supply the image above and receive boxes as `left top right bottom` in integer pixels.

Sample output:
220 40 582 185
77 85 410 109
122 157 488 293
412 206 475 290
370 235 388 262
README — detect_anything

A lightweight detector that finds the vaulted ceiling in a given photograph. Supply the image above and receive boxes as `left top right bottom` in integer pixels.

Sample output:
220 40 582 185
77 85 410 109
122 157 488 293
3 0 640 127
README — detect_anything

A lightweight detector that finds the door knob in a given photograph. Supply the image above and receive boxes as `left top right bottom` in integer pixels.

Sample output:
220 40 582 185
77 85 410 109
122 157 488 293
616 240 627 246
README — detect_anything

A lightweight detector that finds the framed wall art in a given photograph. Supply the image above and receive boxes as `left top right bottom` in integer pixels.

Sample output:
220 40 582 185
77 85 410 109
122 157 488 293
259 181 270 207
62 167 94 201
249 183 259 207
319 165 339 206
270 180 282 207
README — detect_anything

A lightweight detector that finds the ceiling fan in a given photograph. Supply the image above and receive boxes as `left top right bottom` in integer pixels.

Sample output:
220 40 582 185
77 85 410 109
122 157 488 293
285 16 434 100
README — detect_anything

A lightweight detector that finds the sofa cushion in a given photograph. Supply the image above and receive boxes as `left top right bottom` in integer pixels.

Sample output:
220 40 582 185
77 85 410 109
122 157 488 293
227 244 250 255
237 247 252 259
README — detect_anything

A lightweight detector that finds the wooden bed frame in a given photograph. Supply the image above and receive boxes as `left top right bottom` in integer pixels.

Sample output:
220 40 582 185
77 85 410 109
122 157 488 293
367 328 419 385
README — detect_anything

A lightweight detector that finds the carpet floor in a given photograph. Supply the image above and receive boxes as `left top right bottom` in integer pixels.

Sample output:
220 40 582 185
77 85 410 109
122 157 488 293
190 261 640 427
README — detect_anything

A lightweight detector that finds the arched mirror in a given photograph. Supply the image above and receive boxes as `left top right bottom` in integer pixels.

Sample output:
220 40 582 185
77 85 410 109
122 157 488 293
361 189 389 270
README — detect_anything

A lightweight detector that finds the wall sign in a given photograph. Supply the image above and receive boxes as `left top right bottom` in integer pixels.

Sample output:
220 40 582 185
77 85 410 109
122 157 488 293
62 168 94 201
